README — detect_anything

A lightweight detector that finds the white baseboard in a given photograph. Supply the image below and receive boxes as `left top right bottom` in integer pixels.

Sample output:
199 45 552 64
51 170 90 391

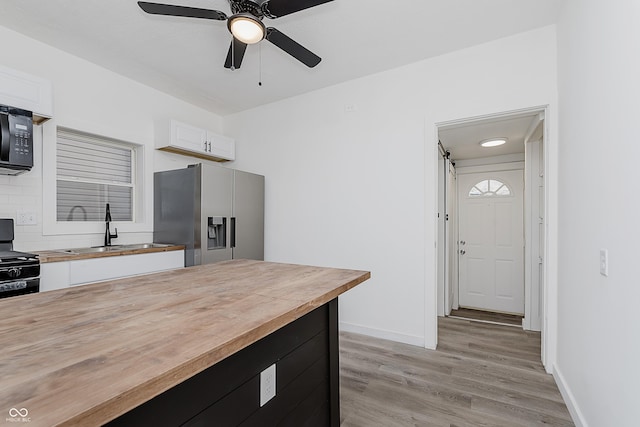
553 365 587 427
339 321 425 347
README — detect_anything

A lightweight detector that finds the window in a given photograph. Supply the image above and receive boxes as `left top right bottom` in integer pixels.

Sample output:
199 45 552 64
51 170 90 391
468 179 511 197
56 128 136 222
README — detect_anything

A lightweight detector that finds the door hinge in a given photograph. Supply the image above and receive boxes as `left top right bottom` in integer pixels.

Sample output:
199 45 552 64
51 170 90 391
445 214 449 221
538 256 543 264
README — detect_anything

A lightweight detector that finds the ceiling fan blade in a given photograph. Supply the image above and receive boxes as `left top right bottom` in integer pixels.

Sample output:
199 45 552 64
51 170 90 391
265 28 321 68
262 0 333 18
138 2 227 20
224 38 248 70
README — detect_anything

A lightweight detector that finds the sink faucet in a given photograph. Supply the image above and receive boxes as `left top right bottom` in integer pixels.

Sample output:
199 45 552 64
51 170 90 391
104 203 118 246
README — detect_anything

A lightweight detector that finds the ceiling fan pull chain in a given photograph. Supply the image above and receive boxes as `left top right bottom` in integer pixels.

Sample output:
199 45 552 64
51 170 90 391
258 42 263 86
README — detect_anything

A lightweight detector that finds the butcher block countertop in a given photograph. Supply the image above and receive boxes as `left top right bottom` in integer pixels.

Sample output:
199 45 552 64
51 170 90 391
0 259 370 427
34 243 185 263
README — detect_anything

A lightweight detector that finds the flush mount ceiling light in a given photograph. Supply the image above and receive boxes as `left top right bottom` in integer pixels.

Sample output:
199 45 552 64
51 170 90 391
227 13 265 44
480 138 508 148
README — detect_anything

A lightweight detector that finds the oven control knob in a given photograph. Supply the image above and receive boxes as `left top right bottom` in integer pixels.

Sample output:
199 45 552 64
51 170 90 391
7 267 22 278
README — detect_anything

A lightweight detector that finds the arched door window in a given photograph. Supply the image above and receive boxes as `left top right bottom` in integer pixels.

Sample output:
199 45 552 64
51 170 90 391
468 179 511 197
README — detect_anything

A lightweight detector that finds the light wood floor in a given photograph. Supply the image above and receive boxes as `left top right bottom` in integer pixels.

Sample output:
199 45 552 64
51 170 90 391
339 317 573 426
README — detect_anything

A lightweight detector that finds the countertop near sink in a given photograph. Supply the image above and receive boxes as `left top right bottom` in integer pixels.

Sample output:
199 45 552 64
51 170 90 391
34 243 185 263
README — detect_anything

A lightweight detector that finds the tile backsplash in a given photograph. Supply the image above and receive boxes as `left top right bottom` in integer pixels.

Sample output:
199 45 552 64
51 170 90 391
0 173 45 251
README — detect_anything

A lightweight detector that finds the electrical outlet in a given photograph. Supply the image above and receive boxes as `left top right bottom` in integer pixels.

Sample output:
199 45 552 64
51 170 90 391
599 249 609 277
260 363 276 407
16 211 37 226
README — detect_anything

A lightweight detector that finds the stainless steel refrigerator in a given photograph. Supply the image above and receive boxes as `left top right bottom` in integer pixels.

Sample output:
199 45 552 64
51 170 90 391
153 163 264 266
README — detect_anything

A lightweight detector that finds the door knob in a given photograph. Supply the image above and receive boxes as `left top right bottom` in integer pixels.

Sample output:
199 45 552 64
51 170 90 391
460 240 466 245
460 249 466 255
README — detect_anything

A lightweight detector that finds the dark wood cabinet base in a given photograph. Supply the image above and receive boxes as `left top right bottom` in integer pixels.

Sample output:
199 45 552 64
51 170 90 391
107 299 339 427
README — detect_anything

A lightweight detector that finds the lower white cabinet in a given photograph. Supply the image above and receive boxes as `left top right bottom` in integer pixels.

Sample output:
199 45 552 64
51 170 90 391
40 250 184 292
40 262 71 292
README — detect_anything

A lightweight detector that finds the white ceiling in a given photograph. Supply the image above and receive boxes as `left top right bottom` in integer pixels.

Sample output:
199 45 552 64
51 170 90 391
0 1 559 116
439 111 543 161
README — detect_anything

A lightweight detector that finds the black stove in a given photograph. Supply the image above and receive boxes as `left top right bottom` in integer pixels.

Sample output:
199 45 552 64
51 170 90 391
0 219 40 299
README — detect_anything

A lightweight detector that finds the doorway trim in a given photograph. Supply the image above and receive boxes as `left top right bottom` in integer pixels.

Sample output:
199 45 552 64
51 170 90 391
431 105 555 372
523 112 545 331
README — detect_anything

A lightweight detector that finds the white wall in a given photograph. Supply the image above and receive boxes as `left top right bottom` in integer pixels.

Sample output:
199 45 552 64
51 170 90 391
226 26 558 348
0 25 225 251
555 1 640 425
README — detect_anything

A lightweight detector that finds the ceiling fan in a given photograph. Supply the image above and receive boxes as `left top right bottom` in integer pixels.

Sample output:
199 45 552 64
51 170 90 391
137 0 332 70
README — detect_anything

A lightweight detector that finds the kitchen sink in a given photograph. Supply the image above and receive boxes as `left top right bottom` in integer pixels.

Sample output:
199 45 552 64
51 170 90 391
116 243 173 250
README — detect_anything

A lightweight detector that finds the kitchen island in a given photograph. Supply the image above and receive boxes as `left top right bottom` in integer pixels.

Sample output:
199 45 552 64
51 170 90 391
0 259 369 426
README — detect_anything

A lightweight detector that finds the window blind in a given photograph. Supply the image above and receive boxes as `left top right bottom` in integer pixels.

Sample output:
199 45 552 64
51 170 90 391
56 128 134 222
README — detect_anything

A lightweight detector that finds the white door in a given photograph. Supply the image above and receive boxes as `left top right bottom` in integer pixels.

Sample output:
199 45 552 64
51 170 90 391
458 170 524 314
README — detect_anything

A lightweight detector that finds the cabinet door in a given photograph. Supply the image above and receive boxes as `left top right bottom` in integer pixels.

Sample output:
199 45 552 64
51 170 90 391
40 262 70 292
171 120 208 154
0 64 53 121
207 131 235 161
68 251 184 286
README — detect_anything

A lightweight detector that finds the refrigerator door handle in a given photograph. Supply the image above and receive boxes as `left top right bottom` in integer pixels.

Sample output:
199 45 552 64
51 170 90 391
230 217 236 248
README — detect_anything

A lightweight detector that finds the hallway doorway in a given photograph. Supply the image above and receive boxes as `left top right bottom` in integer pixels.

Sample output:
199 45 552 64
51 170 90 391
436 108 546 332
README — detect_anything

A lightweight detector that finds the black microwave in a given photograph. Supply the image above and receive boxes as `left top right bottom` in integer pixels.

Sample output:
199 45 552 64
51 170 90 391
0 104 33 175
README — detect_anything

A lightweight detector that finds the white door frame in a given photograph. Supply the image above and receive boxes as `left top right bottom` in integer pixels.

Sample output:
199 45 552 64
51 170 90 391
447 160 458 315
432 105 555 372
438 152 457 317
437 150 447 317
523 112 545 331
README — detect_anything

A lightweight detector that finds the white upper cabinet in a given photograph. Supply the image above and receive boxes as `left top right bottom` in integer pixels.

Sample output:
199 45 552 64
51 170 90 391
157 120 235 162
0 65 53 123
207 129 235 161
173 120 207 153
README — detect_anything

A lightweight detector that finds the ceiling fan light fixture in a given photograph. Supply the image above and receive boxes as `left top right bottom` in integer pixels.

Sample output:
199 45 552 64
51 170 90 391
480 138 508 148
228 13 265 44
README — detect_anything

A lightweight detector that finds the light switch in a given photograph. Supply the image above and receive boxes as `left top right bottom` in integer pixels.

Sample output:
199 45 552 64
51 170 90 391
599 249 608 277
